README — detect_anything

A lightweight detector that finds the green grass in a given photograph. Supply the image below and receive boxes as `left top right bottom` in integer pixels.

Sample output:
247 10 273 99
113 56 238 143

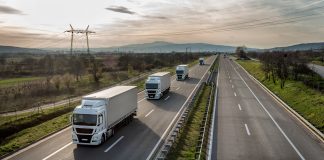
237 60 324 133
0 102 77 128
0 77 44 88
0 112 71 157
167 84 212 159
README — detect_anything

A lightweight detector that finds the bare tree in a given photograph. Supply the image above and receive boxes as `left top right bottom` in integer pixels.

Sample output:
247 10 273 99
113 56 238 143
89 55 103 83
62 74 73 90
51 75 61 91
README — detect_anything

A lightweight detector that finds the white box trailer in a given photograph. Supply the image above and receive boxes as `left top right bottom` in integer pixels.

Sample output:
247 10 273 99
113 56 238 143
145 72 171 99
71 86 137 145
176 64 189 80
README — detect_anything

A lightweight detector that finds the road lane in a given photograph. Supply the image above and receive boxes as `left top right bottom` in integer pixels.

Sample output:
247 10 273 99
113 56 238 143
211 56 324 160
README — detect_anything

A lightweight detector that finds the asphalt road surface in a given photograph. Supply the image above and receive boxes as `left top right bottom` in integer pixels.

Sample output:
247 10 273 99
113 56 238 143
211 56 324 160
4 56 216 160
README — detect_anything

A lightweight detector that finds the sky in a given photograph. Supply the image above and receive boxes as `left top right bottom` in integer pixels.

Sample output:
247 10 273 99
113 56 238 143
0 0 324 49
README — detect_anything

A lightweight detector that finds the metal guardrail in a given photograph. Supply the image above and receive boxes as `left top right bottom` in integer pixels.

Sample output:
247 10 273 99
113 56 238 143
153 55 219 160
195 82 214 160
155 83 205 160
154 61 217 159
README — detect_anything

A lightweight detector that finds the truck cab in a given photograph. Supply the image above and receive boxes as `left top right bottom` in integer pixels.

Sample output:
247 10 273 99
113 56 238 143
71 99 108 145
176 64 189 80
145 76 163 99
145 72 171 100
199 58 205 65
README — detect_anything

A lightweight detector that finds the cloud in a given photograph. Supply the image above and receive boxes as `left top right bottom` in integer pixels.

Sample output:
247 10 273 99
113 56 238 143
105 6 136 14
143 15 168 20
0 5 23 15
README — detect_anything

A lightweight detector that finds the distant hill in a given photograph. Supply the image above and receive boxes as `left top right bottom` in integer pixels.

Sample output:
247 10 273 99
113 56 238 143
94 41 239 53
268 42 324 52
2 41 323 54
0 45 44 54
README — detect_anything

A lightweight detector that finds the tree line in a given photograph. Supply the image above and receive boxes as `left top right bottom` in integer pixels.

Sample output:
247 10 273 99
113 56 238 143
247 51 324 90
0 52 206 112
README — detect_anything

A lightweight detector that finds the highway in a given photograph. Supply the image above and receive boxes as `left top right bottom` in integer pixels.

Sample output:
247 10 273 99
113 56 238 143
211 56 324 159
4 56 216 160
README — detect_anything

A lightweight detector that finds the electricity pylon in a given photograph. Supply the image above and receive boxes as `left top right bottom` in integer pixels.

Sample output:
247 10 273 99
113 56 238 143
65 24 95 54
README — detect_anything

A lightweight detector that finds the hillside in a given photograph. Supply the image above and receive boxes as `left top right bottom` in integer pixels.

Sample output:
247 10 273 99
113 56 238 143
95 41 238 53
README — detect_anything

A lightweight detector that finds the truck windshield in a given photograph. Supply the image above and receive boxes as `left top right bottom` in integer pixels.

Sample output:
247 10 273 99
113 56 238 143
176 70 184 74
146 83 158 89
73 114 97 126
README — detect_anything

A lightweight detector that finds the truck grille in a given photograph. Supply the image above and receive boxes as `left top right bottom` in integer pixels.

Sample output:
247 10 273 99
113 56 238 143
147 91 156 94
76 128 93 134
77 134 93 143
148 94 156 98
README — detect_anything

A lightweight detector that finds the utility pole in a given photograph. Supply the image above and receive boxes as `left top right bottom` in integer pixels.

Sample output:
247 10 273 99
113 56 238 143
65 25 95 55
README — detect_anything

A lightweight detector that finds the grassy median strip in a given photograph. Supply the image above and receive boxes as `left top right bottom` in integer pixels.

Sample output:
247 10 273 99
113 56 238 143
167 84 212 159
237 60 324 133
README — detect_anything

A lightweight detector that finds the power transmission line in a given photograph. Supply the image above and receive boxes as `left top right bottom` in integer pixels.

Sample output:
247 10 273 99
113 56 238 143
65 25 95 54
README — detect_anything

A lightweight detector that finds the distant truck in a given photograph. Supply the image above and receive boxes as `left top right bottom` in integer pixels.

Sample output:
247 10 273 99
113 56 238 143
71 86 137 145
199 58 205 65
176 64 189 81
145 72 171 99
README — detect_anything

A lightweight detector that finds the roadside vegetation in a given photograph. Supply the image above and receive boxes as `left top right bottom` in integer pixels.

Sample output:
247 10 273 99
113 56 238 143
0 112 72 156
0 53 206 113
237 60 324 133
167 84 212 159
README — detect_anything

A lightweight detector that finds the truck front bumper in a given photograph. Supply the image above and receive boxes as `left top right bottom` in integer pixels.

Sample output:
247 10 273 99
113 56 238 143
72 132 101 145
145 92 161 99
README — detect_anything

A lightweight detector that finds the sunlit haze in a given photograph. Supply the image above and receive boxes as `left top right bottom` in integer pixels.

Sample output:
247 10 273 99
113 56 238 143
0 0 324 48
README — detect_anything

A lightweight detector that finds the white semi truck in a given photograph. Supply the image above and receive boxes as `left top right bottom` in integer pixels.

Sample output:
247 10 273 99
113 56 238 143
145 72 171 99
71 86 137 145
199 57 205 65
176 64 189 81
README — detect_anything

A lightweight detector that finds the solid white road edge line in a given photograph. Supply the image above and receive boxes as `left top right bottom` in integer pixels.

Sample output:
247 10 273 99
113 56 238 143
232 85 234 88
229 61 305 160
244 124 251 136
145 109 155 118
234 92 237 97
146 56 215 160
104 136 124 153
42 142 72 160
